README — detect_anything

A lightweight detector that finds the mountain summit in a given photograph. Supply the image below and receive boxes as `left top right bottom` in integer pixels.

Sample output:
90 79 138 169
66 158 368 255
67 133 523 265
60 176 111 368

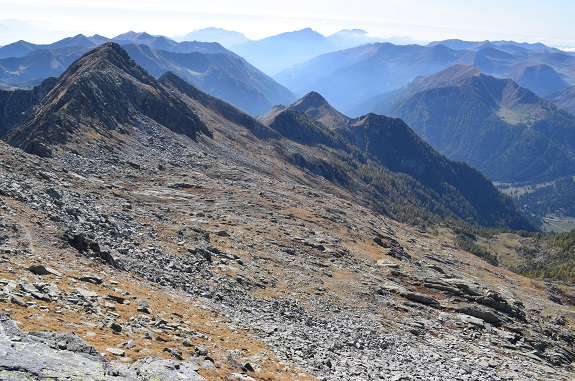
5 42 210 157
289 91 350 129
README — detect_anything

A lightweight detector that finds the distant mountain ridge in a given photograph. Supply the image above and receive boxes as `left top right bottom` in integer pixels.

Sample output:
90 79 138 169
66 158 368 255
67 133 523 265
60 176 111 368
354 64 575 183
231 28 337 76
427 39 559 52
5 31 575 116
0 32 296 115
274 40 575 112
275 43 466 111
230 28 386 76
173 28 250 48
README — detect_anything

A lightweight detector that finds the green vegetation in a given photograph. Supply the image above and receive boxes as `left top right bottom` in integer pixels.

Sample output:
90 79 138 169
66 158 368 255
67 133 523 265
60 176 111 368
386 85 575 184
506 228 575 283
452 227 499 266
514 176 575 221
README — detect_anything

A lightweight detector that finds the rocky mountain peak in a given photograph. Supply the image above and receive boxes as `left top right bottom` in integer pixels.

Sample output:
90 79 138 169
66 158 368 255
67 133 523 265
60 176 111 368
289 92 350 129
4 43 209 157
61 42 155 85
293 91 329 108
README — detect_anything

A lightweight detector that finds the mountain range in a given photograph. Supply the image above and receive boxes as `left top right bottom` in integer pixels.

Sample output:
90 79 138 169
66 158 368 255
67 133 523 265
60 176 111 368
262 91 531 230
352 64 575 226
274 40 575 112
1 43 531 232
0 37 575 381
0 32 295 115
173 27 250 48
230 28 384 76
3 31 575 226
353 64 575 182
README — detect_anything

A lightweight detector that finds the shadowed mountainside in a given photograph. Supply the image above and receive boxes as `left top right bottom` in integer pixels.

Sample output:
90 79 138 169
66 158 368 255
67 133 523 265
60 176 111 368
263 91 534 230
353 65 575 184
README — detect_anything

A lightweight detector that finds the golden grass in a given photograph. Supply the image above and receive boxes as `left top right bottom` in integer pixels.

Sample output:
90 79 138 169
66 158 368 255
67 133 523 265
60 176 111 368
0 196 319 381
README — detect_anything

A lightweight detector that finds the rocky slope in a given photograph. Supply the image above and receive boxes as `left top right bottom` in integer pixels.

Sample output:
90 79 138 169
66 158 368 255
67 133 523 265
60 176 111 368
0 43 574 381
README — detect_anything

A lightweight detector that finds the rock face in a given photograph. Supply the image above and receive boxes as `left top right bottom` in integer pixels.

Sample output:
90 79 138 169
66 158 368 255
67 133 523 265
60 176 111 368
0 77 57 138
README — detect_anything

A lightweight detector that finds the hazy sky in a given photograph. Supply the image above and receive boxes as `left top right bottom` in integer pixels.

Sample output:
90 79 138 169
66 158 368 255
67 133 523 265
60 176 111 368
1 0 574 48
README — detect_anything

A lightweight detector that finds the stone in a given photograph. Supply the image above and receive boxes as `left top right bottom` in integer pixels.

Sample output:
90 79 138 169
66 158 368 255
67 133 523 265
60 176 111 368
376 259 400 268
228 373 256 381
137 299 153 314
106 347 126 356
27 265 50 275
121 339 136 349
110 322 123 333
424 279 462 295
130 357 207 381
243 362 255 372
10 295 27 307
0 314 26 338
106 294 126 304
163 347 183 360
1 318 110 379
20 282 39 294
459 314 485 327
79 274 103 285
456 305 502 326
195 345 209 356
402 292 440 307
74 288 99 299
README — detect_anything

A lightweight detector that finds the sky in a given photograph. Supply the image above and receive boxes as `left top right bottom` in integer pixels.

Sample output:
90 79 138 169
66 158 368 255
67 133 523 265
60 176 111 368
1 0 575 49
